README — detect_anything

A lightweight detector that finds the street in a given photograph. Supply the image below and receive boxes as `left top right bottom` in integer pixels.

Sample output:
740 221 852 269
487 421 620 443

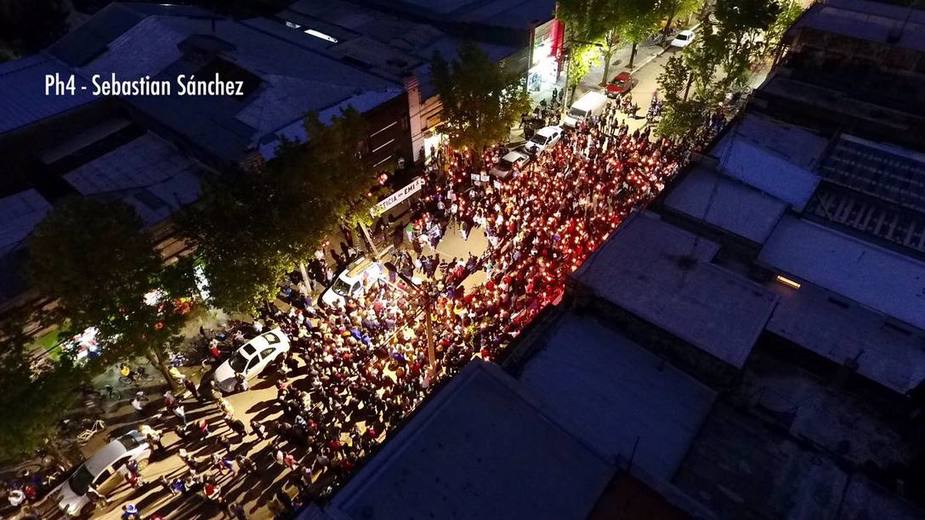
30 43 720 520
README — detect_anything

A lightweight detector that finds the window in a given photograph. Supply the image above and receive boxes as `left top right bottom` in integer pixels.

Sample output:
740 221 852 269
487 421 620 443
260 347 276 358
93 468 113 487
262 331 280 344
332 278 353 296
117 434 141 451
229 352 249 373
568 108 587 119
68 466 93 496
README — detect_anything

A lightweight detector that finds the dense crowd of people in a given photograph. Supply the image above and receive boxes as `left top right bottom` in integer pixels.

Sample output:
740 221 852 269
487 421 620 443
15 95 725 520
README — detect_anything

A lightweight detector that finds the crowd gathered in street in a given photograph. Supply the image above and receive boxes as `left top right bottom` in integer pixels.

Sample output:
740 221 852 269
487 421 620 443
10 94 727 520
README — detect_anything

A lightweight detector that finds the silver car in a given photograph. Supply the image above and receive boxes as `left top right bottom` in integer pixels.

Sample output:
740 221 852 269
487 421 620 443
51 431 151 517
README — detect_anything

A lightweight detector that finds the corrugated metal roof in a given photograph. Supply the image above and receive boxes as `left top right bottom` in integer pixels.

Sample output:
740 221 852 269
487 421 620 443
0 189 52 253
759 216 925 331
63 133 201 226
0 54 97 135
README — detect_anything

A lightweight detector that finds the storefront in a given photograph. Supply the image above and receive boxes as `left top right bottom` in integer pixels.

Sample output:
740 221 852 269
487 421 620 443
527 19 565 99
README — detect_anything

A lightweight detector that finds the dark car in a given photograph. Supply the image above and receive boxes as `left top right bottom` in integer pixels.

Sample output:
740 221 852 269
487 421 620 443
606 71 638 98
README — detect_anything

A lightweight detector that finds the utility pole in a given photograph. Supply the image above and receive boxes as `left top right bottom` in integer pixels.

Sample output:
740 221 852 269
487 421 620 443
385 262 437 371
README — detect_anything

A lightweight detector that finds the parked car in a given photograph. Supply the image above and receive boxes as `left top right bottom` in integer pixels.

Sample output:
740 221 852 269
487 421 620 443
605 71 638 98
320 256 384 308
523 125 563 155
213 328 290 393
51 431 151 517
670 29 695 48
490 148 531 179
562 90 608 127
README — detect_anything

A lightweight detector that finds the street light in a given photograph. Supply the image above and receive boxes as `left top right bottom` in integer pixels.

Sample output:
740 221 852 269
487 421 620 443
384 262 437 373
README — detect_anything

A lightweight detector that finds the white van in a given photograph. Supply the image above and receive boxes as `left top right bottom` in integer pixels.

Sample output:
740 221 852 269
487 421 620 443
562 90 608 127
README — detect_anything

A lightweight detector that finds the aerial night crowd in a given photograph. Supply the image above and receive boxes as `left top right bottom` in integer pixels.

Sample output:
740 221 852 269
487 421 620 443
21 96 723 519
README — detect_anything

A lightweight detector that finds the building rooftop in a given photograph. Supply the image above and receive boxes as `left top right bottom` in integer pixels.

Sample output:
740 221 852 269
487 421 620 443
792 0 925 53
515 311 716 481
327 360 615 520
44 5 403 163
344 0 555 30
663 164 788 244
709 114 826 211
674 403 850 520
63 133 201 225
768 283 925 394
759 215 925 331
0 189 52 254
0 54 97 136
819 134 925 215
573 213 778 369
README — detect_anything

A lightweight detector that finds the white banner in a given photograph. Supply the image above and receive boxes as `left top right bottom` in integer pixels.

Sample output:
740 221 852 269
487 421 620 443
371 177 425 216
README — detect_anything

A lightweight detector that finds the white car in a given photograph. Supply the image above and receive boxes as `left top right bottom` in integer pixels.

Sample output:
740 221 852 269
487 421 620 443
320 257 384 308
51 431 150 517
213 328 290 393
670 30 695 48
523 125 563 155
490 148 530 179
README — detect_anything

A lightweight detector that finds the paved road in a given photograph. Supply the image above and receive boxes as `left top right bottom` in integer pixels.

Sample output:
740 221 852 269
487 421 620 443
33 38 689 520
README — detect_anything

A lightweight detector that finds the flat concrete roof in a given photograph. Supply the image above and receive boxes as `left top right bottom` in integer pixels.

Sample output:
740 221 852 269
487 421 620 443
759 215 925 331
710 114 826 211
573 213 778 369
768 283 925 394
328 361 615 520
663 165 788 244
518 311 716 480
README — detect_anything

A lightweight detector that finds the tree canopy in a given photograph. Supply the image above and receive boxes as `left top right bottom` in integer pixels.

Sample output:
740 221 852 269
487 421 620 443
657 0 795 138
431 42 530 156
29 197 195 384
0 313 84 463
182 108 377 314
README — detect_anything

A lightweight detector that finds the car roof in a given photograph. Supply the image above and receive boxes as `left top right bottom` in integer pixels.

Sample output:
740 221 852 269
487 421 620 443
241 328 286 354
84 439 129 475
536 126 561 136
679 29 694 36
502 150 527 161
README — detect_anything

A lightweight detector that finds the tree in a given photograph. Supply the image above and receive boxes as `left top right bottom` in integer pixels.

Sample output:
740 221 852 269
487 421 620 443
658 0 704 38
29 198 195 387
623 0 663 68
431 41 530 159
558 0 641 85
565 44 601 106
0 0 69 54
762 0 804 59
0 312 84 464
183 109 378 314
656 0 788 138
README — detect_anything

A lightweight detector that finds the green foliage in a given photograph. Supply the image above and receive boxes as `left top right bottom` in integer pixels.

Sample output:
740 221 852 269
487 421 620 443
762 0 805 57
657 0 791 137
659 0 704 35
0 314 84 463
0 0 69 54
29 198 195 376
431 42 530 156
183 109 377 314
